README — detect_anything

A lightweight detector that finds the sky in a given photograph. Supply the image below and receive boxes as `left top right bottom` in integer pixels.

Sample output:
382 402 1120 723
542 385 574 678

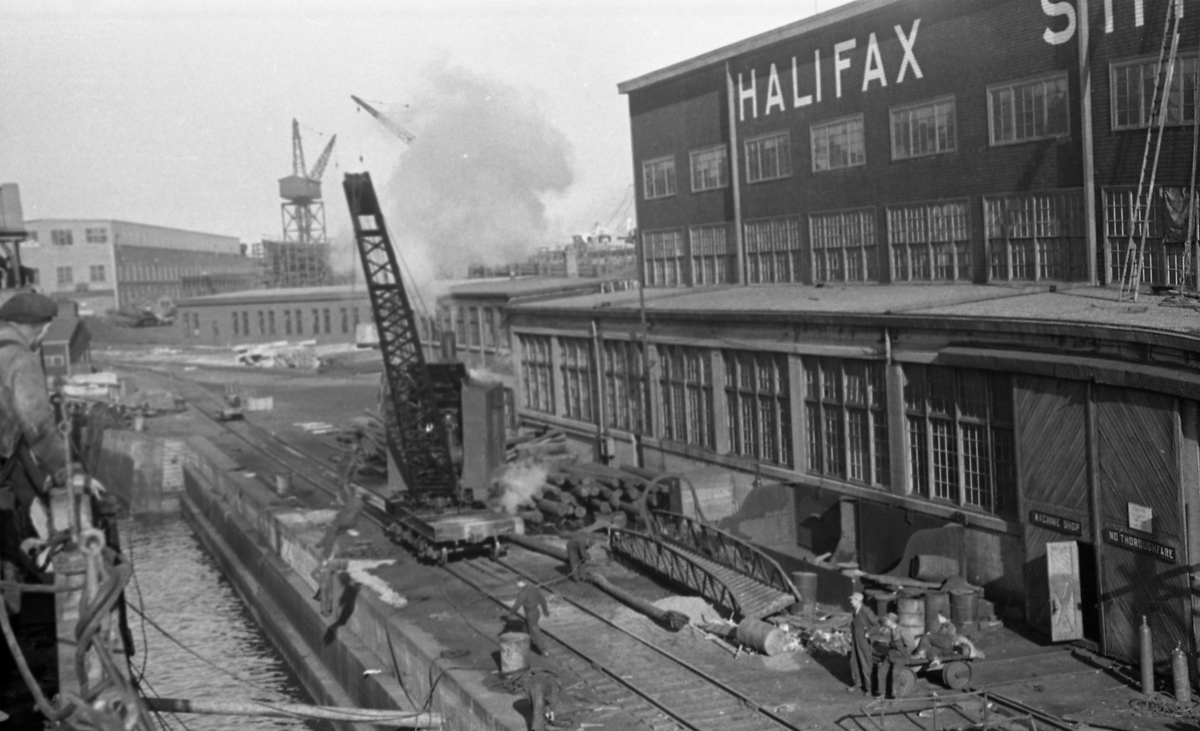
0 0 857 280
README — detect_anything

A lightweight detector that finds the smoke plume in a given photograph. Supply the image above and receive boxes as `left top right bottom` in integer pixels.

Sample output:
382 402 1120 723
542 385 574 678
386 62 574 290
493 460 549 515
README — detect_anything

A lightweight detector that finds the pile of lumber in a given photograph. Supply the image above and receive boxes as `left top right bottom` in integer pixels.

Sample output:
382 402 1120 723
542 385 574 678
509 459 669 532
505 429 576 468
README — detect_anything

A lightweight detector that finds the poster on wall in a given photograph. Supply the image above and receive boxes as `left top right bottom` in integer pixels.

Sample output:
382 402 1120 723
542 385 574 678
1127 503 1153 533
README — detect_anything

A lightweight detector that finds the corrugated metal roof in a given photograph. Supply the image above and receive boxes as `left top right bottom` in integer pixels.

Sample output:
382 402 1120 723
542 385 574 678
510 283 1200 340
444 276 621 299
43 316 82 343
617 0 903 94
177 284 368 307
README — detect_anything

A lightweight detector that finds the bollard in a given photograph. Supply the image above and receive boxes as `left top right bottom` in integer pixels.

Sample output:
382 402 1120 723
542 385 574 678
1173 644 1191 705
276 472 293 496
1140 615 1154 695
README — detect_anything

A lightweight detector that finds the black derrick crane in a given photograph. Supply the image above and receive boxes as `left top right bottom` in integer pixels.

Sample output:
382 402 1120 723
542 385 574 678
343 172 458 500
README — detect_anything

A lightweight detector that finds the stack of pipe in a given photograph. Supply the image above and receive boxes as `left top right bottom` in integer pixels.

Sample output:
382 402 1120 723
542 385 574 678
511 460 670 532
506 429 576 469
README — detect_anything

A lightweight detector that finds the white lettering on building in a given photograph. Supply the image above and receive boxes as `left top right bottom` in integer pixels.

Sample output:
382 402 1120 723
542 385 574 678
736 18 921 121
1049 0 1183 44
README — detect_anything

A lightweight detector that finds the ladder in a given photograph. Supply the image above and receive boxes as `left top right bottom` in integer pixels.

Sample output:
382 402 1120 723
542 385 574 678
1119 0 1184 301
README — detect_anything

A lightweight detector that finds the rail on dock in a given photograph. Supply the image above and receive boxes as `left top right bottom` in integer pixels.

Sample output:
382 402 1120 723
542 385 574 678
610 511 800 620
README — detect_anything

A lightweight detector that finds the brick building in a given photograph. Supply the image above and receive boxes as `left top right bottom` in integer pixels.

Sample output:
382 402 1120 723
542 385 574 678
176 284 371 347
505 0 1200 668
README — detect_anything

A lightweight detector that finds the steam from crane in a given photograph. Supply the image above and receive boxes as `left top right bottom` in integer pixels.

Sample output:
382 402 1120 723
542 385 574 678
381 62 575 289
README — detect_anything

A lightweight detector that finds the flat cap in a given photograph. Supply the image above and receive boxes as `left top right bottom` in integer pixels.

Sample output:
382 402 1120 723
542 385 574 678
0 292 58 324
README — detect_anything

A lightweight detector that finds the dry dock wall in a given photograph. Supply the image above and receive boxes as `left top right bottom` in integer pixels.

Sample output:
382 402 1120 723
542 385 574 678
180 436 521 731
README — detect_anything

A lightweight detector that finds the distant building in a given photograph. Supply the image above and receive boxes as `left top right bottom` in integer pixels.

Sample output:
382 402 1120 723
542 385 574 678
176 284 371 347
20 220 260 315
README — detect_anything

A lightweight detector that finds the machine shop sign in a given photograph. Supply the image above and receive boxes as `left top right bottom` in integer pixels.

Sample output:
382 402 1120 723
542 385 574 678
1103 528 1176 564
1029 510 1082 537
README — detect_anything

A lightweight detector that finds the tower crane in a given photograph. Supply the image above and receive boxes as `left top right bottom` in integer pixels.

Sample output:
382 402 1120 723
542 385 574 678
278 119 338 246
352 95 416 145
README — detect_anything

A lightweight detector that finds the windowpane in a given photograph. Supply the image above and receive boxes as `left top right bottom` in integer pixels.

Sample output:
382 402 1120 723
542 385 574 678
812 116 865 171
990 73 1068 144
745 131 792 183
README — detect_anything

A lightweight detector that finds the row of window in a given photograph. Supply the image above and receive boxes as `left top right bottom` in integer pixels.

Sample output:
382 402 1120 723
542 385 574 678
643 190 1088 286
445 304 512 352
25 228 110 247
221 306 360 339
645 54 1192 199
52 265 106 286
516 336 1016 517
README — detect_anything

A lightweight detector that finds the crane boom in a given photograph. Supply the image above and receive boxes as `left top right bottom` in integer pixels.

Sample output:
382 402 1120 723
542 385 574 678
291 119 308 177
352 95 416 145
342 172 457 498
309 134 338 181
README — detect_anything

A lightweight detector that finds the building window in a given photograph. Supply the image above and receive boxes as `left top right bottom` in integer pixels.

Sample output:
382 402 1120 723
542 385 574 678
723 350 792 467
242 312 249 336
1112 54 1199 130
88 265 106 283
690 224 733 285
284 309 292 335
353 308 360 332
519 335 554 414
1102 186 1195 286
903 365 1015 517
268 311 276 335
602 340 646 434
745 130 792 183
809 209 878 283
745 217 802 284
257 311 265 335
340 307 348 334
989 73 1069 145
455 307 468 346
25 231 37 245
233 313 240 336
887 201 971 282
25 268 38 285
322 309 331 333
483 308 497 350
891 97 956 160
690 145 729 192
642 156 677 200
658 345 714 449
643 229 685 287
804 358 889 486
560 337 595 423
56 266 73 286
51 229 74 246
985 190 1085 281
812 115 865 172
295 309 303 335
468 307 481 347
85 227 108 244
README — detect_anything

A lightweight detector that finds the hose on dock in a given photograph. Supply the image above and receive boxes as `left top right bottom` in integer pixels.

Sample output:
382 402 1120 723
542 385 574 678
145 697 444 727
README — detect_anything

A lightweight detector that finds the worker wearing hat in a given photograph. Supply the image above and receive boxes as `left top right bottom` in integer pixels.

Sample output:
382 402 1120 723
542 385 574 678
847 591 879 695
0 292 67 491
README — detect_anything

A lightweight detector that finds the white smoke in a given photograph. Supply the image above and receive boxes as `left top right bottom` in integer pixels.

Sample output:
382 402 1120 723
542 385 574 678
494 460 549 515
385 61 575 290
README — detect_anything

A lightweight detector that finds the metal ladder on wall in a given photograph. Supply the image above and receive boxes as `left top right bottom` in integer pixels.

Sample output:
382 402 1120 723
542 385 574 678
1119 0 1184 301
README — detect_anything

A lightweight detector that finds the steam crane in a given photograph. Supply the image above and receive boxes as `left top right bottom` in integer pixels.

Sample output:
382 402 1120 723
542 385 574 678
343 171 519 564
351 95 416 145
278 119 338 244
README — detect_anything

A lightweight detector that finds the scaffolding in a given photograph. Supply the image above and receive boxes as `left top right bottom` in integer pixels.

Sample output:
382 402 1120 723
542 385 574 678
259 239 333 289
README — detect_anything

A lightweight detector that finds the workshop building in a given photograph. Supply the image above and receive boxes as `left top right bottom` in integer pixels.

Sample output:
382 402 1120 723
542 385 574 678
19 219 259 314
507 0 1200 670
176 284 371 347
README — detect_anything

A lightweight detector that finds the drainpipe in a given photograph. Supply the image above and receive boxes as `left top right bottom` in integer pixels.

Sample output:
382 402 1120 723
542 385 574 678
592 319 608 462
1078 0 1099 284
725 62 745 285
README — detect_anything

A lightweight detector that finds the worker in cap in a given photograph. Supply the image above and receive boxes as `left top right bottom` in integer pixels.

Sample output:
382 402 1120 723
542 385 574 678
0 292 67 581
847 591 879 695
513 580 551 655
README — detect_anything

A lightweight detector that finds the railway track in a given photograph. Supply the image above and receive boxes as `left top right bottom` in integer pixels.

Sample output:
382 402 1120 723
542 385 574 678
133 364 1083 731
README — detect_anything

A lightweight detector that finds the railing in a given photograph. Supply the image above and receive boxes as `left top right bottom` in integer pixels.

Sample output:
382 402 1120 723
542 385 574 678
609 528 738 618
649 511 801 603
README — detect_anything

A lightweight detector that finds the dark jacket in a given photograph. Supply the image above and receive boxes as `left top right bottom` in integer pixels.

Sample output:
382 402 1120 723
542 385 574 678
0 323 66 477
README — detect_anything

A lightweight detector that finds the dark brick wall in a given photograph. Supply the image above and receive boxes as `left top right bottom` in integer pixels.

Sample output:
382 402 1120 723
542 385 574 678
626 0 1200 285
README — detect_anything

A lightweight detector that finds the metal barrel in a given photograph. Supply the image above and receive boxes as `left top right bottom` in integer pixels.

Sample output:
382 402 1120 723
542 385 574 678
949 589 977 625
498 632 531 677
897 594 925 644
924 591 950 632
791 571 818 616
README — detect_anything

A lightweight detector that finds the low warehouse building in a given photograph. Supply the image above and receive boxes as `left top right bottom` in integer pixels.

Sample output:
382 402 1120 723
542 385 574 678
176 285 371 347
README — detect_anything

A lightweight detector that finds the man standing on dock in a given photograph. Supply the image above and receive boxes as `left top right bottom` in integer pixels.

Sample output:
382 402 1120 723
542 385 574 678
514 580 551 655
847 591 879 695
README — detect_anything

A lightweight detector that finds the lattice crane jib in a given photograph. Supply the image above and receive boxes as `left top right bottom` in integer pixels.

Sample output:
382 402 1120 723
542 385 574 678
343 172 458 498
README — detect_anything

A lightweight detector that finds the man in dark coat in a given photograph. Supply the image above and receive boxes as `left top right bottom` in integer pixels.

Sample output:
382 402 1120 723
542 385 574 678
514 580 551 655
847 591 879 694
